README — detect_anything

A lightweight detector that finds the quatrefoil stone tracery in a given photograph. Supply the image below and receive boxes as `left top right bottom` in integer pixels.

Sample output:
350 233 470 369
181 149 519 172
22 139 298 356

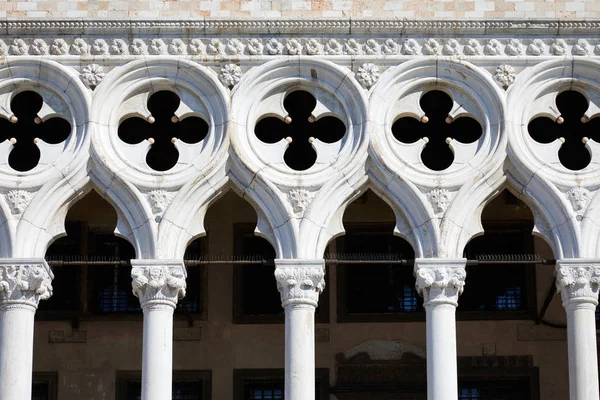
528 90 600 171
391 90 482 171
118 91 209 171
0 91 71 172
254 90 346 171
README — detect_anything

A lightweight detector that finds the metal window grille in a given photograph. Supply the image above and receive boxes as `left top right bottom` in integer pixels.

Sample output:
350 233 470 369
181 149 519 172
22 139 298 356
460 388 480 400
96 265 140 313
127 381 203 400
243 380 321 400
495 286 522 310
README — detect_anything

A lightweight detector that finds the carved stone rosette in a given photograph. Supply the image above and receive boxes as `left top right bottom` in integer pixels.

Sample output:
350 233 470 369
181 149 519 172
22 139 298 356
0 259 53 309
130 260 187 309
555 260 600 306
415 259 467 306
274 260 325 308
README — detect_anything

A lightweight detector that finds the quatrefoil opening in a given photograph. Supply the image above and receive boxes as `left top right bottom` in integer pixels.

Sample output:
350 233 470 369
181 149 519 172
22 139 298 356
528 90 600 171
254 90 346 171
118 91 209 171
0 91 71 172
391 90 482 171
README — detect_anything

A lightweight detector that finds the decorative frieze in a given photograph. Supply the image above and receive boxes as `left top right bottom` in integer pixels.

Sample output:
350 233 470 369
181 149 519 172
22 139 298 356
130 261 187 308
0 261 53 308
555 262 600 305
415 259 466 306
0 36 599 59
274 261 325 308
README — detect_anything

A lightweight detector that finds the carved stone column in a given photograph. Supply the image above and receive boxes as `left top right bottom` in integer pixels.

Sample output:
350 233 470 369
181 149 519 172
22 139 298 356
415 259 466 400
0 259 53 400
131 260 186 400
275 259 325 400
555 259 600 400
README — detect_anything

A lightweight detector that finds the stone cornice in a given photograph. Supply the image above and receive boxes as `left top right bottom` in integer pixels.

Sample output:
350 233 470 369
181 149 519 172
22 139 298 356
0 19 599 35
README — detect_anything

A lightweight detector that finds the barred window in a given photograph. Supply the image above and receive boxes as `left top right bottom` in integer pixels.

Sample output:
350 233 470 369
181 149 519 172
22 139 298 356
459 379 532 400
32 373 57 400
116 371 211 400
234 369 328 400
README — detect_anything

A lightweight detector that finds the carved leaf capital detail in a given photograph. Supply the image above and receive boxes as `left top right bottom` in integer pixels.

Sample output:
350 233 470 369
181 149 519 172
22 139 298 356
131 265 186 307
415 267 466 306
556 265 600 304
0 264 53 308
275 266 325 307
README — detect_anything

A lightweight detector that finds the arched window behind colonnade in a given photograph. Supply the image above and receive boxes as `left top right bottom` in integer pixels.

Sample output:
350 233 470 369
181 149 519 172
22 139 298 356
335 189 420 322
40 190 137 321
203 191 329 324
41 190 205 322
461 190 552 320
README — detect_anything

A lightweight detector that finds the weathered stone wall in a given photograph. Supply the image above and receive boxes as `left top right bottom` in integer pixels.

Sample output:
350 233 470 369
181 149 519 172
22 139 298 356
2 0 598 19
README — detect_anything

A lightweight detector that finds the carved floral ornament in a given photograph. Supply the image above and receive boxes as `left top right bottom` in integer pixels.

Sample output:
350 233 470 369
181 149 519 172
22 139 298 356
415 267 466 306
274 266 325 307
556 265 600 304
131 265 186 307
0 263 53 308
0 36 599 57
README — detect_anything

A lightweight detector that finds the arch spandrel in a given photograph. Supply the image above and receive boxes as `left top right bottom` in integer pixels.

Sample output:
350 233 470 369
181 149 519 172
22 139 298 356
90 58 230 259
229 58 369 259
507 58 600 258
0 58 92 258
369 58 507 258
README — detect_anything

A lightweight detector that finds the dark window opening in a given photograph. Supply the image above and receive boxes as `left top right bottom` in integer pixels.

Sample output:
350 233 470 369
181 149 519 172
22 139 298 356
337 190 419 322
392 90 482 171
528 90 600 171
32 373 58 400
118 90 209 171
0 91 71 172
255 90 346 171
340 227 420 316
234 369 328 400
41 191 138 318
461 191 537 319
180 238 207 316
117 371 211 400
233 224 329 324
459 379 532 400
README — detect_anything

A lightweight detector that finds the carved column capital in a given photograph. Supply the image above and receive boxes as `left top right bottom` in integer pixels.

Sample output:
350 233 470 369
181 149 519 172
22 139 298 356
415 258 467 306
555 259 600 306
130 260 186 309
0 259 53 309
274 259 325 308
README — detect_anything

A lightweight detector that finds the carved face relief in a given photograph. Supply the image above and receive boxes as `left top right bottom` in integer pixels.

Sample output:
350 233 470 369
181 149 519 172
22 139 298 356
6 189 32 214
565 187 591 213
287 188 314 215
427 188 452 215
148 267 165 288
147 190 173 214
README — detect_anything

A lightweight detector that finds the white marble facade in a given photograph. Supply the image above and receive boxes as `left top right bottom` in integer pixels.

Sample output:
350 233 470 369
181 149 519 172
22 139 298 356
0 17 599 400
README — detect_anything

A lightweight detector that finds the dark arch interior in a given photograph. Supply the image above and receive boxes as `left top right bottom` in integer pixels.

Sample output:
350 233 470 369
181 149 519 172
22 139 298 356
203 190 297 322
41 190 137 319
461 190 543 314
337 190 419 317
